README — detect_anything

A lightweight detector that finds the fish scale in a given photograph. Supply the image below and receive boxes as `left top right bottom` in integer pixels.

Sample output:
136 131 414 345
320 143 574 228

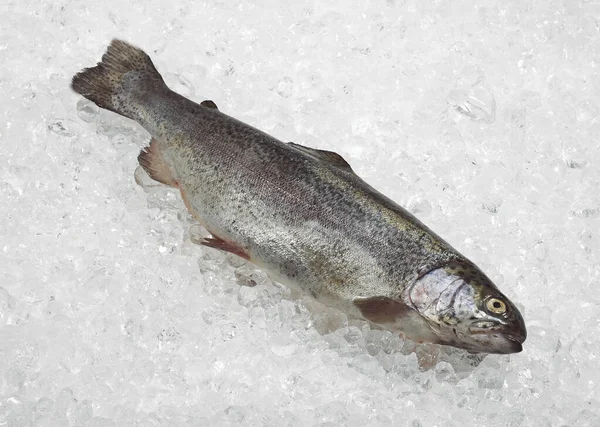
72 39 526 354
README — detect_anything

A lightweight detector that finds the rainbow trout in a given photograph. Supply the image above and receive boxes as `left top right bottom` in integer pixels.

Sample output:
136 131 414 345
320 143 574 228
72 40 526 354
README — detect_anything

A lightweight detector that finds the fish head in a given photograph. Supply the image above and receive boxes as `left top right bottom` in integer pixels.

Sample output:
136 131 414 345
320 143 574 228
407 261 526 354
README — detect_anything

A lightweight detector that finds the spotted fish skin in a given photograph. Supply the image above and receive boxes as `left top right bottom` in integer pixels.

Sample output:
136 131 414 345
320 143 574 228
72 40 526 354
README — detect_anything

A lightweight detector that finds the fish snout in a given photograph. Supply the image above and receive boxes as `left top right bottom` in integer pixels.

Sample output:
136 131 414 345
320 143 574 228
467 319 527 354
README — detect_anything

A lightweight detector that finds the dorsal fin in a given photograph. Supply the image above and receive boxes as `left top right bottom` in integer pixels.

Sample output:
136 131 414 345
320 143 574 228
201 100 218 110
288 142 353 171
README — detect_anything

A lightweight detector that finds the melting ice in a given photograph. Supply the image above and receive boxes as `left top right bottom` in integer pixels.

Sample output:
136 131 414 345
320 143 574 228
1 0 599 426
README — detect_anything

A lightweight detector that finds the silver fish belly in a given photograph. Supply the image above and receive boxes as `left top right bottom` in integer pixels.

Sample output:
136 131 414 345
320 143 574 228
72 40 526 354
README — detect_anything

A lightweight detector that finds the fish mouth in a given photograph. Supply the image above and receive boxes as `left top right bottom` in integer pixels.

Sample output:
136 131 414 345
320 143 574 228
467 323 526 354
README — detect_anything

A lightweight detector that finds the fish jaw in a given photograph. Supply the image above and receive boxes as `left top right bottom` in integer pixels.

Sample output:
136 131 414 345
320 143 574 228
466 322 526 353
406 262 527 354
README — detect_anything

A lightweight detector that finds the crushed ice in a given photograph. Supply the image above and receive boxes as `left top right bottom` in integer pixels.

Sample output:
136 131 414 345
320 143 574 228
1 0 599 425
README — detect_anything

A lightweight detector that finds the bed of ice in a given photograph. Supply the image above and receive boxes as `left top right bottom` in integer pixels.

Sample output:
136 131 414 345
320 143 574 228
1 0 599 425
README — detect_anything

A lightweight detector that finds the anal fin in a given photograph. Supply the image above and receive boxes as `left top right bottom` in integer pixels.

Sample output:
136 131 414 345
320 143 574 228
138 138 177 187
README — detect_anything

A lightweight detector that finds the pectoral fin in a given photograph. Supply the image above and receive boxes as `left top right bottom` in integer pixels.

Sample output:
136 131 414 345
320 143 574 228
353 296 412 325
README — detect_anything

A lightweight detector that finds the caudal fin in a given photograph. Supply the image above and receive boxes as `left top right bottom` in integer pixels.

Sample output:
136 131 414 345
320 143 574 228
71 40 166 120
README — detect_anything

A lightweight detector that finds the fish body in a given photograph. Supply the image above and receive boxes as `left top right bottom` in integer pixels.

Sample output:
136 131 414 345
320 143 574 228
72 40 526 354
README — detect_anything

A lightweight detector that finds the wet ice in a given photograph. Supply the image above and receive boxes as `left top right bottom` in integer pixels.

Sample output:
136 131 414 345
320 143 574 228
1 0 600 425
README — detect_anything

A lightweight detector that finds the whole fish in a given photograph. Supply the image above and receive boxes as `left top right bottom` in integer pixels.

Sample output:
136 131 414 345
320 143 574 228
72 40 526 354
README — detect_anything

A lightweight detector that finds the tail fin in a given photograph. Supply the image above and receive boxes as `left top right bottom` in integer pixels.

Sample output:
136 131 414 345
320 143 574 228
71 40 166 120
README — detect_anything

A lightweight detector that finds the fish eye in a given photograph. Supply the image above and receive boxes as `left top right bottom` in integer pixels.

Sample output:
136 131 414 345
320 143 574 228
486 298 506 314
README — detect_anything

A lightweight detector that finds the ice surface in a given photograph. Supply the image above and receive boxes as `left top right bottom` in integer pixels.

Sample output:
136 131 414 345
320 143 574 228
1 0 599 425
